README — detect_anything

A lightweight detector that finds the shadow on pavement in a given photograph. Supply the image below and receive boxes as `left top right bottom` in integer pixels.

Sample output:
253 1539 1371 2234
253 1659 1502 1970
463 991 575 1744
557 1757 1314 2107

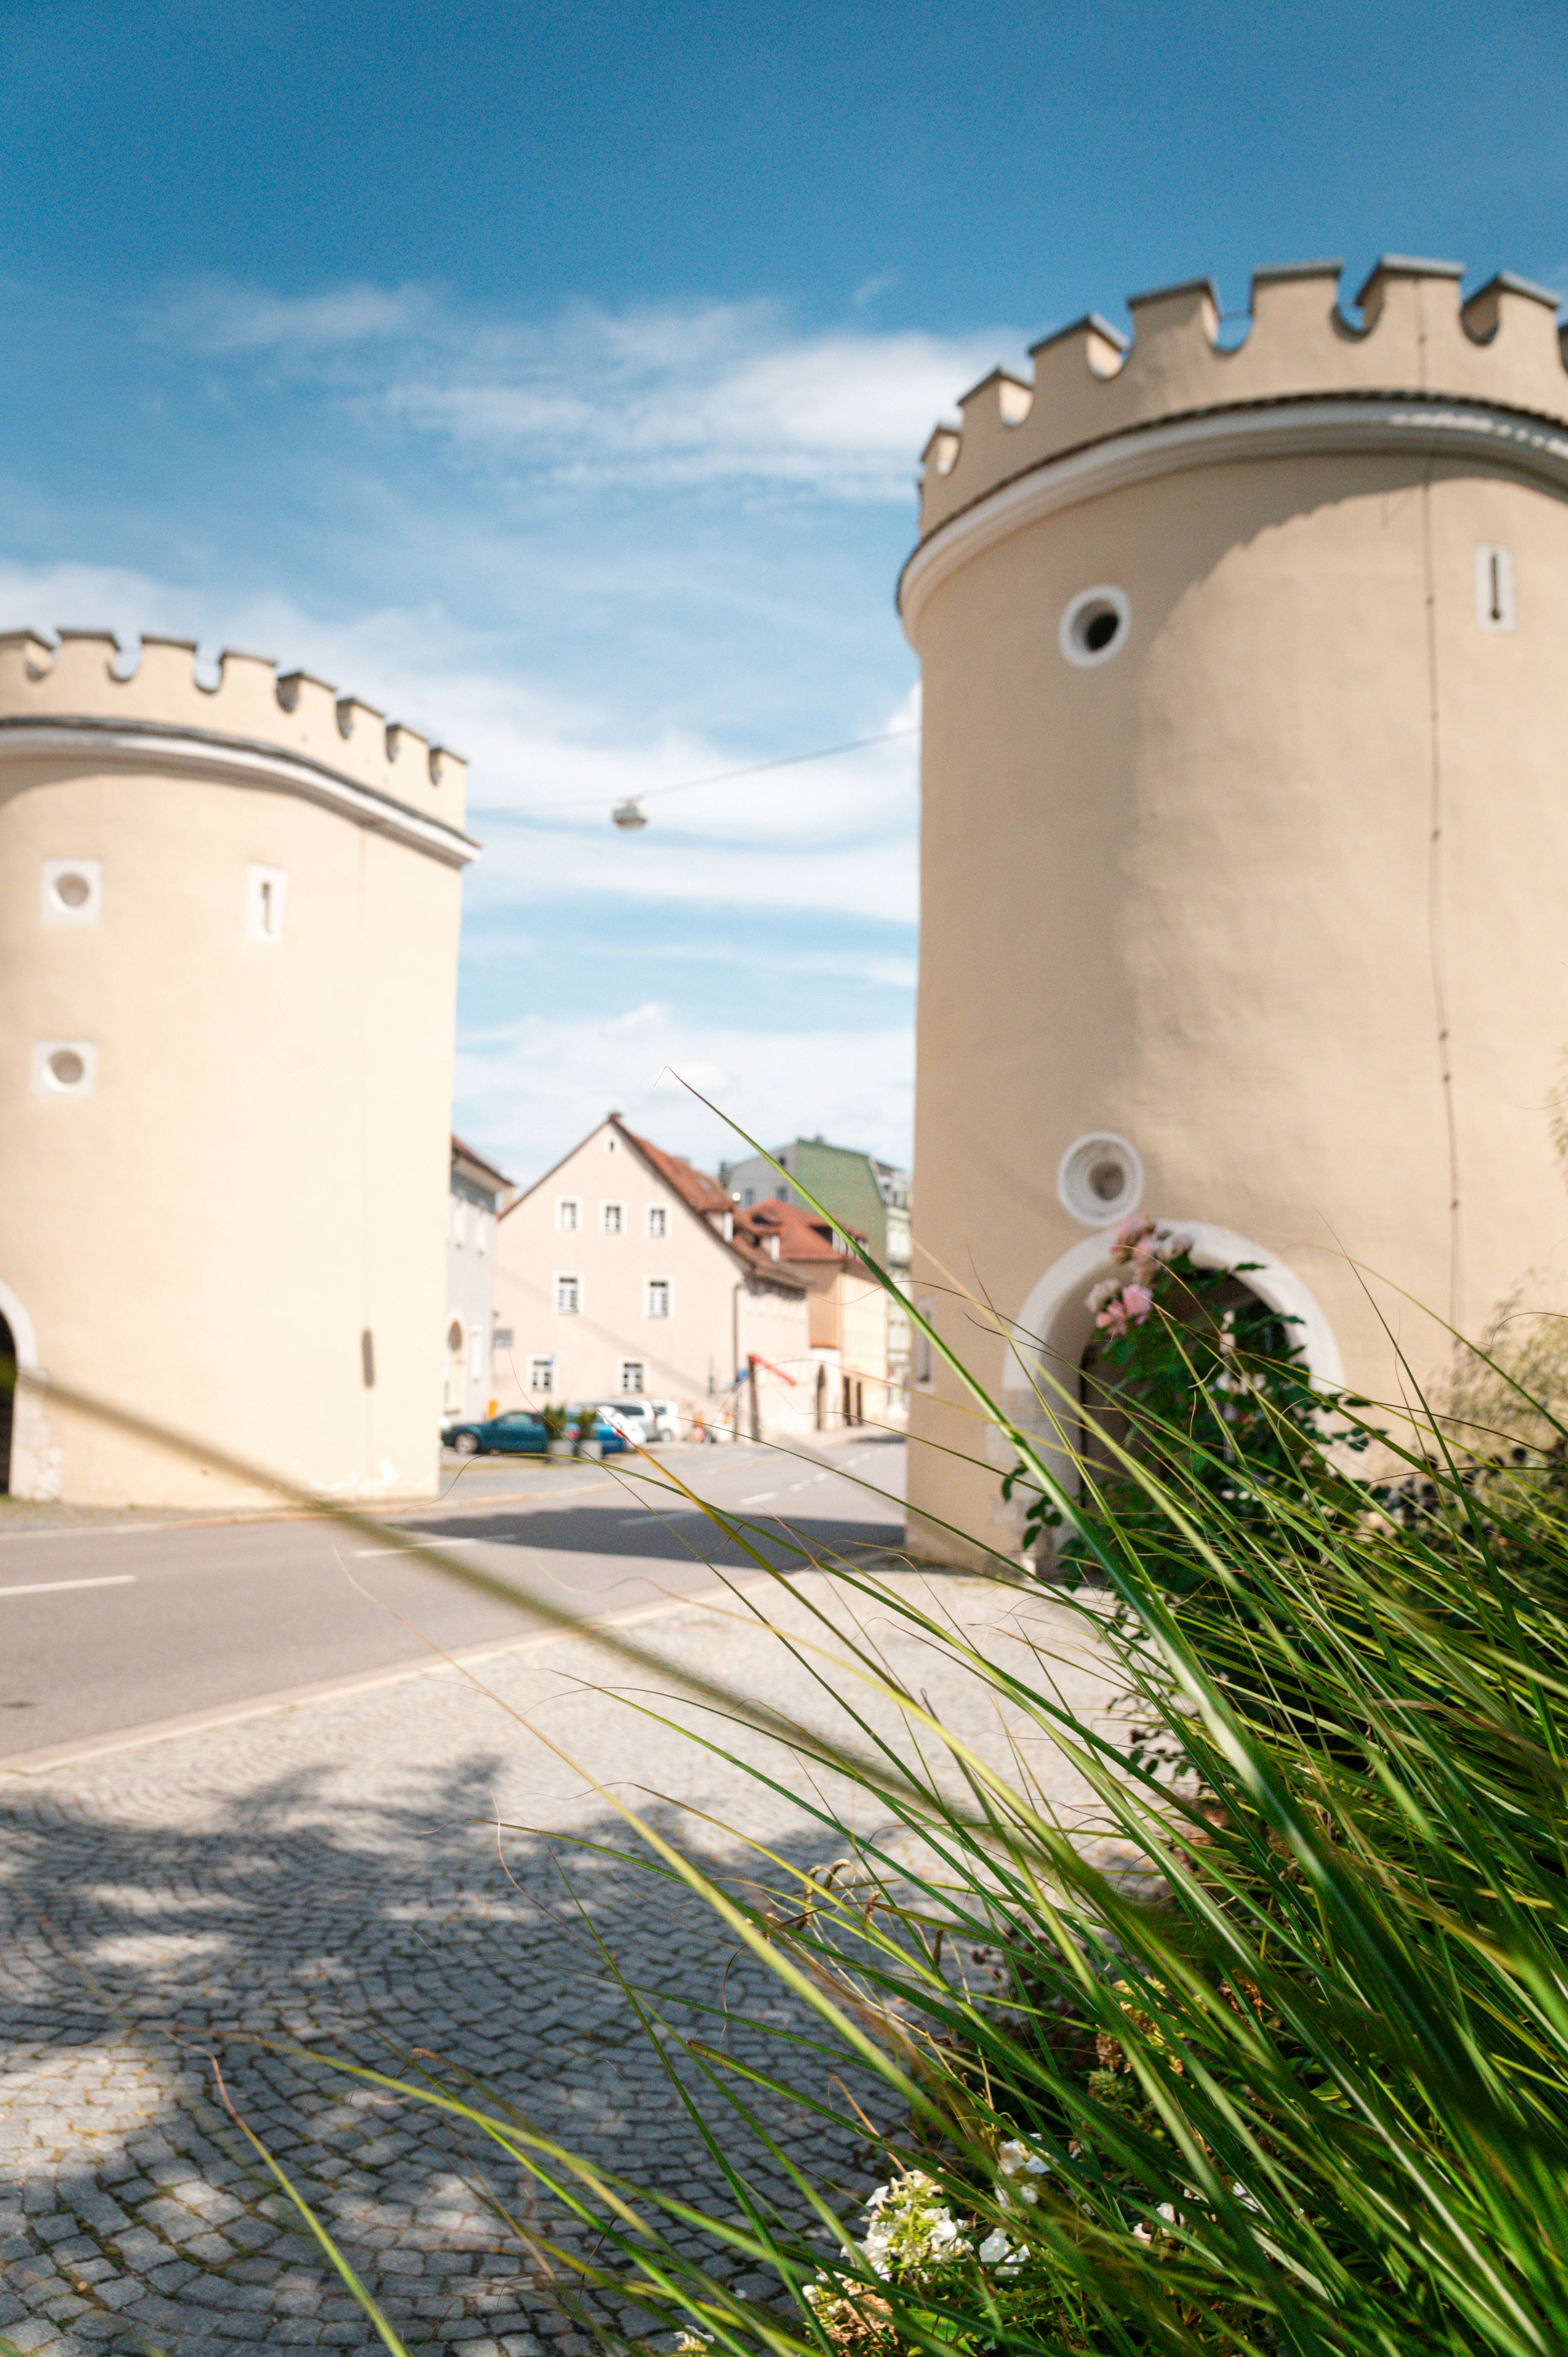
0 1740 900 2355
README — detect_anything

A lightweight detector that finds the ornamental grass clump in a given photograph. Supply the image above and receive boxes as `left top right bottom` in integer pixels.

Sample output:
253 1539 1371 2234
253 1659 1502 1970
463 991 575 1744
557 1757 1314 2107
214 1203 1568 2357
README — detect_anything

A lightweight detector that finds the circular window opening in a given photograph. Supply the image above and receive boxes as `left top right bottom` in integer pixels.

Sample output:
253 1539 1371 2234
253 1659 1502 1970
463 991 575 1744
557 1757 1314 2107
52 870 91 909
48 1049 85 1088
1057 1132 1144 1227
1059 585 1130 668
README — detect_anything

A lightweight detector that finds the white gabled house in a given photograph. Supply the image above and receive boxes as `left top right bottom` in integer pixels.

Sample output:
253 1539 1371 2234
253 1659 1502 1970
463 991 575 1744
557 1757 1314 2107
490 1113 811 1437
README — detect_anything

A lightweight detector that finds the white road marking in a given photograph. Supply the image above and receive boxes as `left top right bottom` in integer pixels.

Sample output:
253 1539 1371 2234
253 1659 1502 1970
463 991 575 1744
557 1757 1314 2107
739 1491 778 1505
0 1574 138 1599
352 1537 481 1558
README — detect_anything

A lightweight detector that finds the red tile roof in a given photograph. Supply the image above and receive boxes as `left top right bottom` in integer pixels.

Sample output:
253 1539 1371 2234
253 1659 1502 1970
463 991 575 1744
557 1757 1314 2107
740 1196 864 1263
451 1133 512 1190
617 1123 806 1289
622 1126 732 1216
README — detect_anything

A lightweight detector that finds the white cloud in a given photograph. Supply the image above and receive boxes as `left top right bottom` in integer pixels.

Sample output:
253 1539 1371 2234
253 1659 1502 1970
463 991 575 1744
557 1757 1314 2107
455 1001 914 1186
161 277 435 352
388 308 1001 499
158 277 1009 503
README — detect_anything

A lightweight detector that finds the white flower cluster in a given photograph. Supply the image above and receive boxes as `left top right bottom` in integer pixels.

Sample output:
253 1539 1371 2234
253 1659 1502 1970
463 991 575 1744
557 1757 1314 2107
996 2137 1051 2206
807 2137 1060 2321
860 2171 971 2281
978 2137 1051 2275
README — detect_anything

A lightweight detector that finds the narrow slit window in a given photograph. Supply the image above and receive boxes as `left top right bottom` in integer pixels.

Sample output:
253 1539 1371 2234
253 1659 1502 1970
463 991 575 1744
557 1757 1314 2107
1475 545 1517 632
246 864 288 941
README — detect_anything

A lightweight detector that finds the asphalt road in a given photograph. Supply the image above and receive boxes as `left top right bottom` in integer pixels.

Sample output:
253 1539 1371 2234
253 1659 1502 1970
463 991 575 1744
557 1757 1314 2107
0 1436 905 1764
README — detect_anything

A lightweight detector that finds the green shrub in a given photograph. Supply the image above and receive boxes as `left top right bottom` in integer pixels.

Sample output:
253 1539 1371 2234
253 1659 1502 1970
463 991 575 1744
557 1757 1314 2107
246 1222 1568 2356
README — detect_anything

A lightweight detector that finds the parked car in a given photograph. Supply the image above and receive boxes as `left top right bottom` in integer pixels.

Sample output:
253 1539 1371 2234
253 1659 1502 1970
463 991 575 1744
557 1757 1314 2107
441 1411 629 1457
601 1398 680 1444
442 1409 546 1455
562 1409 630 1454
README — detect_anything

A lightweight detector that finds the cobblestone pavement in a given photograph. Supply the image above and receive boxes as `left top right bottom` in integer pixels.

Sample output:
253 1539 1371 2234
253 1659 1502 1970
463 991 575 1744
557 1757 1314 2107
0 1566 1124 2357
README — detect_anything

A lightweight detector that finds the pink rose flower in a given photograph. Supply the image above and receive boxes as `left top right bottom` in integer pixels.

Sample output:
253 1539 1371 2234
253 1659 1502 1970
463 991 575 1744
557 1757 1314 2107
1095 1299 1129 1337
1122 1284 1154 1323
1110 1214 1156 1264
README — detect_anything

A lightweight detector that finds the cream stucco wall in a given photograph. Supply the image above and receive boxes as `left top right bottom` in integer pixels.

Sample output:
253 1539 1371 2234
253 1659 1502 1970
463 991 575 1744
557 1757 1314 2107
0 632 472 1505
902 259 1568 1563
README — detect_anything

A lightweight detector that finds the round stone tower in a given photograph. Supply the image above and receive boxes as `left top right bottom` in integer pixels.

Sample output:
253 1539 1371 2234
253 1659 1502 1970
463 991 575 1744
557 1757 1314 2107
900 256 1568 1560
0 631 475 1504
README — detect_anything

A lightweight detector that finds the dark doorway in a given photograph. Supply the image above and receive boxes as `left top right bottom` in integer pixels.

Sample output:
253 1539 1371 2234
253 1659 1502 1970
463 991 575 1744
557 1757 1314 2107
0 1312 14 1497
1077 1273 1285 1484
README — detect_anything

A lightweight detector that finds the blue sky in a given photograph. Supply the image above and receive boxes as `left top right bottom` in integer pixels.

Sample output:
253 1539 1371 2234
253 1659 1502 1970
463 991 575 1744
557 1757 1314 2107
3 0 1566 1181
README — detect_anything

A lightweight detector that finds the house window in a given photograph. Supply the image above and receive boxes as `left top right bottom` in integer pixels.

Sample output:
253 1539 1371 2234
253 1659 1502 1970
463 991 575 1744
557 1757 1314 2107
620 1359 645 1393
742 1188 755 1207
646 1204 667 1237
556 1197 580 1232
555 1274 580 1314
444 1319 463 1412
41 859 102 927
645 1278 670 1319
602 1201 624 1234
529 1356 555 1393
245 864 287 942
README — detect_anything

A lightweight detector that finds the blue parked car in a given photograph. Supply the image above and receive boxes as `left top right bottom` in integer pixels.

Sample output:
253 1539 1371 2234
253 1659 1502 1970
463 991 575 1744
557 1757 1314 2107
441 1410 627 1457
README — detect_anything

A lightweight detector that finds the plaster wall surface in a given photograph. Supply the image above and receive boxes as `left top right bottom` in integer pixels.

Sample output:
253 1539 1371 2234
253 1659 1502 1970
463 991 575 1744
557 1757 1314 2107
0 639 470 1505
445 1171 501 1422
902 267 1568 1563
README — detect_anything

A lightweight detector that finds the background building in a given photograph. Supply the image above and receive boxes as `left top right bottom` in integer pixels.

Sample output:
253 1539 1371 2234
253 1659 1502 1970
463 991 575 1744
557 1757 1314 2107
445 1135 512 1423
721 1137 912 1405
492 1113 810 1437
0 630 473 1504
742 1196 890 1429
900 256 1568 1561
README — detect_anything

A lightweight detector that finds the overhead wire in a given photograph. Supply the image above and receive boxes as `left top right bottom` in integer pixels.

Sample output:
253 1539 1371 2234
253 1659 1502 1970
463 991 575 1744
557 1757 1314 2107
485 723 922 821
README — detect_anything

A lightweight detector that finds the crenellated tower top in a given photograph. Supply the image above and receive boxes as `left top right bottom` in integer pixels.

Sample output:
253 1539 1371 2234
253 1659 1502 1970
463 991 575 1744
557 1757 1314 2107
0 629 472 858
903 258 1568 618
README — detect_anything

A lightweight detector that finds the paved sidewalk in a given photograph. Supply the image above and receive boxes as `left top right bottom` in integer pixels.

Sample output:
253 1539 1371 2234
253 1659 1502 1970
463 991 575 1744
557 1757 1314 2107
0 1566 1125 2356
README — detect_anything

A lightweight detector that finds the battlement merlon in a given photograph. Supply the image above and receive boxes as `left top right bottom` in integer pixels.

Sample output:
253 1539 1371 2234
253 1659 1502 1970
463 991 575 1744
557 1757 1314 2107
914 256 1568 539
0 632 470 832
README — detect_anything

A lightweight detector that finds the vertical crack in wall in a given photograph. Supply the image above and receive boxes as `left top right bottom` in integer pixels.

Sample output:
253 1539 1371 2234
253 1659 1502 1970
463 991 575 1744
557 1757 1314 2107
1416 279 1464 1340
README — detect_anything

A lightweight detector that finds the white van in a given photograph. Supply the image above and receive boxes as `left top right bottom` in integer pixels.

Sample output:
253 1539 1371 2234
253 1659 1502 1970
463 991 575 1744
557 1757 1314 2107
604 1398 679 1444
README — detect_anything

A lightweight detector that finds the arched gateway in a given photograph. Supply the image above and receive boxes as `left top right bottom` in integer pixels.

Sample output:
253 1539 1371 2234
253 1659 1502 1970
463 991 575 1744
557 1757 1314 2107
1000 1224 1344 1502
